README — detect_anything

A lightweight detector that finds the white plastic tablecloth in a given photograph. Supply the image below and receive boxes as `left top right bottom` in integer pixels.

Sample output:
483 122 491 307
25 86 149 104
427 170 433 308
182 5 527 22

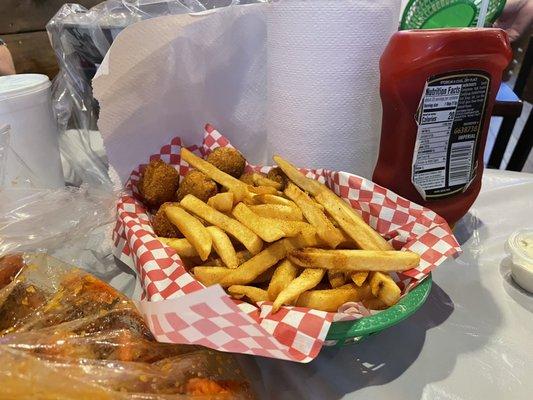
238 169 533 400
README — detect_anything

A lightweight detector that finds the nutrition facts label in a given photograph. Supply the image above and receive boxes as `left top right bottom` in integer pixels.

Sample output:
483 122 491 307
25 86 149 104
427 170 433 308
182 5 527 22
412 72 490 199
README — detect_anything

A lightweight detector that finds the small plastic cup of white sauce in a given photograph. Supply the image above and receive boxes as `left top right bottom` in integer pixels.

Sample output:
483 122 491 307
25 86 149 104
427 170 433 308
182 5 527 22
505 229 533 293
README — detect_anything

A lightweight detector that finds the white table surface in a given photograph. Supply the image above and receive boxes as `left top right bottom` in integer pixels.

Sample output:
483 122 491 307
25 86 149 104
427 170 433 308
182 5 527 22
238 169 533 400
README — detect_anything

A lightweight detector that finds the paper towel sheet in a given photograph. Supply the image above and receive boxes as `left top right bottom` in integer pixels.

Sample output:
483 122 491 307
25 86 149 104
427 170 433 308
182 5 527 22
94 1 400 183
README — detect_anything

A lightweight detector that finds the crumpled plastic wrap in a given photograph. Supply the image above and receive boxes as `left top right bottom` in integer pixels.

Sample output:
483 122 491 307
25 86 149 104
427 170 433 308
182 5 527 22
0 253 254 399
46 0 263 187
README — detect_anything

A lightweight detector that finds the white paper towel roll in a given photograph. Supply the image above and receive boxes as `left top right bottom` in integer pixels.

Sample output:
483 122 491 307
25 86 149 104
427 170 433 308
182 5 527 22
266 0 400 178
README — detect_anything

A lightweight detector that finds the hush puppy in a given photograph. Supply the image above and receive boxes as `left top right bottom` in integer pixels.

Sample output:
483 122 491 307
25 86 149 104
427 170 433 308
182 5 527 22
266 167 288 190
206 147 246 178
176 170 218 202
138 159 180 208
152 203 182 238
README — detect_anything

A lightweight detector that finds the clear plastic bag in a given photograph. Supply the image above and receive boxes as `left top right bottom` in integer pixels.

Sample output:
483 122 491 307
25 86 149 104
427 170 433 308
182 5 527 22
46 1 263 187
0 253 254 399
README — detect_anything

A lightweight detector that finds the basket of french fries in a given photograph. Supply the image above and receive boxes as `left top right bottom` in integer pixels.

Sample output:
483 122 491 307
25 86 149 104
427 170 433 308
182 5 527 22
112 125 460 362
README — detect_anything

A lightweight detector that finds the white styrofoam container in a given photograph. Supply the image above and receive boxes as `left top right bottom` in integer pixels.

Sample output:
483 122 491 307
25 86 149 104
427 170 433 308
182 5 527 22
0 74 64 188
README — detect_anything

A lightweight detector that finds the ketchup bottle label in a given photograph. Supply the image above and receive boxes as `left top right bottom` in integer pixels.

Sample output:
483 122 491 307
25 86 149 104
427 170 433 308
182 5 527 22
411 70 490 200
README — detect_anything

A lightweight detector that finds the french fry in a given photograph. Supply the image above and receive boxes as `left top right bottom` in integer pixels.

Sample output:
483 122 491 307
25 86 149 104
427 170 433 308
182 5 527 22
228 285 269 303
269 219 310 237
254 267 276 284
248 194 297 207
296 284 372 312
180 195 263 254
248 204 304 221
284 183 343 248
362 296 389 310
206 226 239 269
288 248 420 272
248 185 281 195
193 266 231 286
181 148 251 201
327 270 346 288
272 268 325 312
157 237 198 258
200 250 252 267
273 155 322 195
314 189 392 251
251 173 283 190
351 271 369 286
273 154 392 251
369 272 401 306
219 236 309 287
164 205 212 261
267 259 299 301
232 202 286 242
207 192 234 212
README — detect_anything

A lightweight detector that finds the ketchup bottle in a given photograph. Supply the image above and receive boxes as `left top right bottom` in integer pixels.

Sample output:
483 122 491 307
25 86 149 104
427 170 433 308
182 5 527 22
373 29 512 226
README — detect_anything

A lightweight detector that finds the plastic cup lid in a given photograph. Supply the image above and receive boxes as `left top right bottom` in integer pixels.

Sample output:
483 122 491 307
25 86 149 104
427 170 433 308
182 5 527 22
506 229 533 267
0 74 51 100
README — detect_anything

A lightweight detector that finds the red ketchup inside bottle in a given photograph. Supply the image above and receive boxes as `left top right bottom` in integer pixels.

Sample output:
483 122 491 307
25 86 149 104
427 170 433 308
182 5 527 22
373 28 512 226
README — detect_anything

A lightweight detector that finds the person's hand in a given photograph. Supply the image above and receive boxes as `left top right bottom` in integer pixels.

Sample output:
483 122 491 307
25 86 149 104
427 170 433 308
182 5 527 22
494 0 533 42
0 43 16 76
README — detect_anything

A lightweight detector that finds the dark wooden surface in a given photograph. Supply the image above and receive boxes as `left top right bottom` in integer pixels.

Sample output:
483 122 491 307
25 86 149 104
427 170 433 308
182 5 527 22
0 0 101 78
3 31 59 79
0 0 101 34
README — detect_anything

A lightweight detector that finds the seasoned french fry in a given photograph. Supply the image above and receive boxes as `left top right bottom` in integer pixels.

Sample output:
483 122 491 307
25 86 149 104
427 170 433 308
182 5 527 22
248 185 281 195
201 250 252 267
284 183 343 248
362 296 389 310
192 266 231 286
164 205 212 261
267 259 299 301
327 270 346 288
180 195 263 254
157 237 198 258
296 284 372 312
288 248 420 272
232 202 286 242
254 267 276 284
206 226 239 269
314 189 392 251
273 154 391 251
207 192 234 212
228 285 269 303
272 268 325 312
194 264 273 286
181 148 250 201
273 155 322 195
248 194 297 207
369 272 401 306
219 236 309 287
248 204 304 221
351 271 369 287
251 173 283 190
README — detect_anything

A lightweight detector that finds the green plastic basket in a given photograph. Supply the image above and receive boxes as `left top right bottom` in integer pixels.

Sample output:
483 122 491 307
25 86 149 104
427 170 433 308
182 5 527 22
400 0 506 30
325 275 432 345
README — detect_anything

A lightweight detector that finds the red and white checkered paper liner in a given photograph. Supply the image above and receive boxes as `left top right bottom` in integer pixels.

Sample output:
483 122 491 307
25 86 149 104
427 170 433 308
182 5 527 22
113 125 461 362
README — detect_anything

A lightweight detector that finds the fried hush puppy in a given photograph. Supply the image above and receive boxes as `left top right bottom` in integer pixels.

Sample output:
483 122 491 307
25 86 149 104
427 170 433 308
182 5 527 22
152 203 182 238
267 167 288 189
206 147 246 178
176 170 218 202
138 159 180 208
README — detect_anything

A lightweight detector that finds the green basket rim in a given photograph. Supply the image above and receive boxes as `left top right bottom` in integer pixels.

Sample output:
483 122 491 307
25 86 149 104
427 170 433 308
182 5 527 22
325 274 432 341
400 0 506 30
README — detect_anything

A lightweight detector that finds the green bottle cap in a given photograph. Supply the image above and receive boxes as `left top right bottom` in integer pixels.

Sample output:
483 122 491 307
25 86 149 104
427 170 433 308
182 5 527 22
400 0 507 30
